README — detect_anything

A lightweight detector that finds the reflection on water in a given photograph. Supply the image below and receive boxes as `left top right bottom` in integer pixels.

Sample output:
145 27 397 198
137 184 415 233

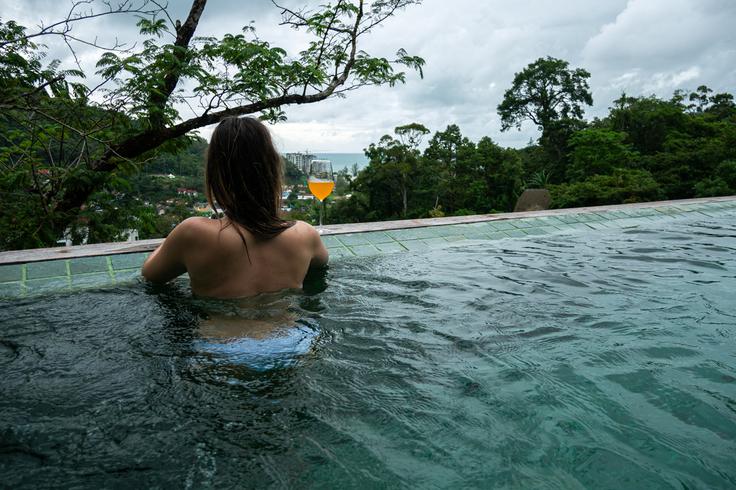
1 211 735 488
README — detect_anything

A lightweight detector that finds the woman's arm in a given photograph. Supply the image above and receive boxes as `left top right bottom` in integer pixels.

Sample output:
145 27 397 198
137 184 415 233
310 226 329 269
141 219 195 283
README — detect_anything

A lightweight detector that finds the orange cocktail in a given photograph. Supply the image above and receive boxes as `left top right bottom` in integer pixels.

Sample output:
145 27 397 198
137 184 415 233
308 179 335 201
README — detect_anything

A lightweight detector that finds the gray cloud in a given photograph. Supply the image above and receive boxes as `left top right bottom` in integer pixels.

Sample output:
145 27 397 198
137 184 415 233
3 0 735 152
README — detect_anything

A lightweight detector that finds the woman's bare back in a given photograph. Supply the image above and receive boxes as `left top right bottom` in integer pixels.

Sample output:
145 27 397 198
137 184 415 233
142 217 328 298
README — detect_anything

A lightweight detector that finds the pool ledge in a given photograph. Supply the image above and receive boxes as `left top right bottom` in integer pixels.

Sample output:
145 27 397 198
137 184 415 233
0 195 735 298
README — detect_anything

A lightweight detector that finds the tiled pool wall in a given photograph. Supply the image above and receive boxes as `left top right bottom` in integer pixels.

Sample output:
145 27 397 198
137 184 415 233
1 197 735 298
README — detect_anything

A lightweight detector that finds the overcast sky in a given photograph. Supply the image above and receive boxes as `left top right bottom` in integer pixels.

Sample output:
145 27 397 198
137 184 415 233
3 0 735 152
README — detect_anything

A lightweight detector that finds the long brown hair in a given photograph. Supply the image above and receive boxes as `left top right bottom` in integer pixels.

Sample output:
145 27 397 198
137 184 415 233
205 117 294 251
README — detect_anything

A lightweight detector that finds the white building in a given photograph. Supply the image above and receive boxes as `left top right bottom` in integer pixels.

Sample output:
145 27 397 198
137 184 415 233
284 152 316 174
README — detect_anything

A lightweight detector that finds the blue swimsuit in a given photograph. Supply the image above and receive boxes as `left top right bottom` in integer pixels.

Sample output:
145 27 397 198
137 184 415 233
193 322 319 371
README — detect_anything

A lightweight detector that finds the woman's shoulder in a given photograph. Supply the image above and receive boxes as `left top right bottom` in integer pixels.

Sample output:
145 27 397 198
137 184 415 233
176 216 219 235
286 220 320 239
167 217 223 248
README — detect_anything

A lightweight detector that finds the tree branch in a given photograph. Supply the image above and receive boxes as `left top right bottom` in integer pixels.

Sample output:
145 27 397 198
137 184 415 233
148 0 207 128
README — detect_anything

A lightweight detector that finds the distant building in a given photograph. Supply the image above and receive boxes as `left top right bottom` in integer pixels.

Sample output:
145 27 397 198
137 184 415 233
177 188 198 196
284 152 316 174
123 229 139 242
194 203 213 214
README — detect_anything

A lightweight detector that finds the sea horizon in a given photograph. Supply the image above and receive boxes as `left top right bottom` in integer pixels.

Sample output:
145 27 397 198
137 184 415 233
313 152 368 173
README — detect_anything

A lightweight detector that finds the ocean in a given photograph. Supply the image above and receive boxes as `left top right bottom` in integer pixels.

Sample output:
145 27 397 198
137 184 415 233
313 153 368 173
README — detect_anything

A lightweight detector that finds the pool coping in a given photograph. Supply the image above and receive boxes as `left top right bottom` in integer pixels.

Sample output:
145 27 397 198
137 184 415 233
1 195 734 266
1 195 735 298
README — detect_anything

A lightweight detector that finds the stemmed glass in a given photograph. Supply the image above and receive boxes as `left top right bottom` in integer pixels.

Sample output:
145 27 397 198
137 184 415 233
307 159 335 233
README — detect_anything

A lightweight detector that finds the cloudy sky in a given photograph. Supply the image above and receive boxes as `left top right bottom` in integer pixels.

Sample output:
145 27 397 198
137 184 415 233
3 0 735 152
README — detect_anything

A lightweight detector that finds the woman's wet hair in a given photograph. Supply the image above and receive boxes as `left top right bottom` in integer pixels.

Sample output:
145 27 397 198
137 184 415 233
205 116 294 253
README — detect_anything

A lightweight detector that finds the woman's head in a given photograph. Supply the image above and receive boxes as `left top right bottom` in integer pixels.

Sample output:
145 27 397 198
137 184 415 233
205 116 292 240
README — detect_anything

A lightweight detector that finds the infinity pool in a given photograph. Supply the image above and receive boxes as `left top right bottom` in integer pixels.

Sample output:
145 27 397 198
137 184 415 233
1 212 735 488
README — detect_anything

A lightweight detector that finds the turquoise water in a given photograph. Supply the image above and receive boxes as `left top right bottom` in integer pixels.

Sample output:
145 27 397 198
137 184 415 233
1 213 735 488
314 152 368 173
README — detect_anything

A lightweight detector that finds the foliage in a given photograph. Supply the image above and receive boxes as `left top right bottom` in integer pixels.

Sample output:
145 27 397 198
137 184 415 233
0 0 424 250
548 168 663 208
3 27 736 247
694 160 736 197
333 82 734 224
497 57 593 181
497 56 592 135
566 128 638 181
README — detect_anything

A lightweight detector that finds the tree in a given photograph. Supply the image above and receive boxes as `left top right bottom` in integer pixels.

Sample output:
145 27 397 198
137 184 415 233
394 122 430 147
497 57 592 182
423 124 475 212
0 0 424 250
566 128 638 181
362 134 415 218
548 168 663 208
497 57 592 138
473 137 524 212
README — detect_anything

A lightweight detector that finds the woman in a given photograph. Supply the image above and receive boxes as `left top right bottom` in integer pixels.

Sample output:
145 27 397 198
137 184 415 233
142 116 329 298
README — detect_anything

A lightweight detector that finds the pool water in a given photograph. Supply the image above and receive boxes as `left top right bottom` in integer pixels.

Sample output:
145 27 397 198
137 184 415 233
1 213 735 488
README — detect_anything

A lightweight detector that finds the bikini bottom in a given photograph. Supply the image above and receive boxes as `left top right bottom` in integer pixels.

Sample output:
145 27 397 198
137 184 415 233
192 323 318 371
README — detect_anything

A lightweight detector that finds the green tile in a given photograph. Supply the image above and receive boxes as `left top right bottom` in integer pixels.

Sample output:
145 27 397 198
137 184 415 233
337 233 371 247
387 228 422 241
487 231 510 240
553 214 574 224
349 244 380 256
540 216 567 226
630 208 657 217
111 253 148 270
375 242 407 253
421 226 447 237
464 232 490 240
488 220 516 231
576 213 597 221
512 219 534 228
560 222 594 231
113 269 141 283
465 221 491 229
586 222 613 230
522 218 547 227
72 272 114 289
615 218 645 228
694 209 721 218
389 229 417 240
321 235 342 248
422 237 448 247
400 240 430 251
505 229 528 238
25 276 71 295
26 260 68 280
414 227 440 239
608 210 630 219
431 225 462 237
524 226 560 235
523 227 549 236
593 212 617 221
70 256 109 275
0 281 22 298
363 232 395 244
327 247 354 258
465 222 496 233
540 226 561 234
444 235 466 242
0 264 22 283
